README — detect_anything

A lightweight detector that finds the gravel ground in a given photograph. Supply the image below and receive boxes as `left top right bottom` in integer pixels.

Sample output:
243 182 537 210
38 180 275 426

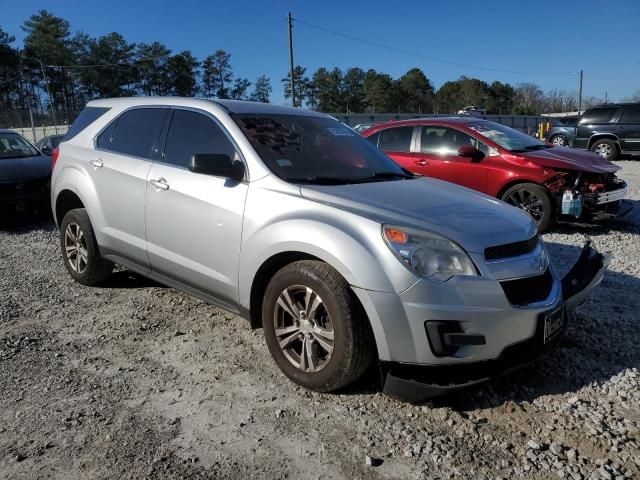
1 161 639 480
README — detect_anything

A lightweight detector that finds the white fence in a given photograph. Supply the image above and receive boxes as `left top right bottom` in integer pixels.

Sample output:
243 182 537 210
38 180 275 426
10 125 69 144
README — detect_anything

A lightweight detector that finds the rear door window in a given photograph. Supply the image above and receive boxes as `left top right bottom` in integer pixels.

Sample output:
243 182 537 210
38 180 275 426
109 108 169 160
378 126 413 152
365 131 380 147
620 106 640 123
163 109 238 169
64 107 110 141
580 107 617 124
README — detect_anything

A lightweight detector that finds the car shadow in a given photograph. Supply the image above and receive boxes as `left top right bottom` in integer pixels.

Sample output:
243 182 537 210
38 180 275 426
99 269 166 289
0 215 56 233
551 200 639 235
436 240 640 410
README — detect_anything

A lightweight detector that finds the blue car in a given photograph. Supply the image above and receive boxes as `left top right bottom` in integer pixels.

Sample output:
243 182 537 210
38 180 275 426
0 129 53 218
546 116 579 146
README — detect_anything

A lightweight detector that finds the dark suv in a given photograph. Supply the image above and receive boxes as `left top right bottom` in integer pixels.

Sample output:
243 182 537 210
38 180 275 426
572 103 640 160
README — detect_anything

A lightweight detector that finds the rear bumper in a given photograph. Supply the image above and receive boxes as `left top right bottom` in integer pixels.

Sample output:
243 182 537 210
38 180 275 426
381 243 608 402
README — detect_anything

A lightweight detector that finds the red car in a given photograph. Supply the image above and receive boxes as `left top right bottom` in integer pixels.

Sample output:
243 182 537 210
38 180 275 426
362 118 630 230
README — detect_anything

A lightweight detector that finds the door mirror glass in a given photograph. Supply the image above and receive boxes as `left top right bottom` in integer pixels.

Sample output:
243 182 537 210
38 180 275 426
189 153 245 181
41 145 52 155
458 145 485 161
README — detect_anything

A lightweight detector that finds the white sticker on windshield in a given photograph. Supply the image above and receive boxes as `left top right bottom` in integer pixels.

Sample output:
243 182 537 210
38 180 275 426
276 158 293 167
327 127 354 136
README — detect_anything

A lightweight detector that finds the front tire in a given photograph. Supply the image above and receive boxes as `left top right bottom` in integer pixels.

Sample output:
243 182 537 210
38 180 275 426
262 260 374 392
590 139 618 161
500 183 555 232
59 208 113 286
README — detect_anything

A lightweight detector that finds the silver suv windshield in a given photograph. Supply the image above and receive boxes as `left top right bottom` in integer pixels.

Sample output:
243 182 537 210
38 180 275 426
468 121 548 152
234 114 413 184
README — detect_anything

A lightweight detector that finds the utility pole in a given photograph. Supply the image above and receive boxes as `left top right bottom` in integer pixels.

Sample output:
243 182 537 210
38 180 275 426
287 12 296 107
39 61 58 128
577 69 583 115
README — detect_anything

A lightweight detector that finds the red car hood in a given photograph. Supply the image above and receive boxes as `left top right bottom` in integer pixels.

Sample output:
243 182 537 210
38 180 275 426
520 147 620 173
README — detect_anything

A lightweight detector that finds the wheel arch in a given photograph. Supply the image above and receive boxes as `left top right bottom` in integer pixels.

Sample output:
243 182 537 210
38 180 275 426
55 189 85 226
496 178 547 200
587 134 621 150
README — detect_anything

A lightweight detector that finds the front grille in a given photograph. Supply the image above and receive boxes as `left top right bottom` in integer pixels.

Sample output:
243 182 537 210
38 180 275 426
485 235 538 261
500 269 553 306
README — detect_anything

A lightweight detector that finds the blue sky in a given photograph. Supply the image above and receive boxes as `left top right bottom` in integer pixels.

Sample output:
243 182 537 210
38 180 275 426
4 0 640 105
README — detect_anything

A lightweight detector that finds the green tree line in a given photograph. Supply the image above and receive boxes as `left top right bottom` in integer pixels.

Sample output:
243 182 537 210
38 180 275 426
0 10 272 121
1 9 605 123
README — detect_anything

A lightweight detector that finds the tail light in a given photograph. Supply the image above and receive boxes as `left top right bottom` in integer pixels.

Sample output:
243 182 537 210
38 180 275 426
51 147 59 170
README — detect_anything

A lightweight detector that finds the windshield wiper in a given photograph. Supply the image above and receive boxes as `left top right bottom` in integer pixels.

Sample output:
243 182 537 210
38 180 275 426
285 176 358 185
523 144 552 150
359 171 416 182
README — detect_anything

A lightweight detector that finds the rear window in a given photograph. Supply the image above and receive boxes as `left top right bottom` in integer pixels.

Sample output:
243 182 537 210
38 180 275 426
64 107 110 141
620 106 640 123
378 126 413 152
580 107 617 124
109 108 168 160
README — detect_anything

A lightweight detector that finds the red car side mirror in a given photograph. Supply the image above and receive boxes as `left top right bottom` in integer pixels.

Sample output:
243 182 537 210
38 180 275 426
458 145 485 162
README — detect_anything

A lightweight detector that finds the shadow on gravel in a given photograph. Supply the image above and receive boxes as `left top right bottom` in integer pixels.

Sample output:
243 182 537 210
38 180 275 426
551 201 639 235
441 240 640 411
0 215 55 233
99 270 166 289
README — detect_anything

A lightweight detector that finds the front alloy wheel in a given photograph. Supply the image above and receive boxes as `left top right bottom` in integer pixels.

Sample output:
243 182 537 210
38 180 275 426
500 183 555 231
274 285 335 372
262 260 374 392
550 135 566 146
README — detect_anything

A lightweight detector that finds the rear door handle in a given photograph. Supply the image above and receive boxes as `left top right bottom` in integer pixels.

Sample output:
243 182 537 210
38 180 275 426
89 159 103 168
149 177 170 191
414 159 430 166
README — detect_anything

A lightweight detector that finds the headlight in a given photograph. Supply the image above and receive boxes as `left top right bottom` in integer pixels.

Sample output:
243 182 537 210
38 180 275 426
383 225 478 281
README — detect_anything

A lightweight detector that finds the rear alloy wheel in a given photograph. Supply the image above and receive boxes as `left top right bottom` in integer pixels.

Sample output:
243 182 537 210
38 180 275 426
501 183 555 232
590 139 618 161
550 135 567 146
262 260 374 392
59 208 113 286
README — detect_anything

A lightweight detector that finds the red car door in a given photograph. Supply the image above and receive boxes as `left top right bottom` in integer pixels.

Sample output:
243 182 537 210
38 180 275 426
374 125 421 172
412 125 489 193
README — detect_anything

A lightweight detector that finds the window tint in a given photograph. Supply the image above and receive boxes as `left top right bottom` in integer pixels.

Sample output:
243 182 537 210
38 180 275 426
110 108 168 159
420 126 485 154
64 107 110 141
163 109 237 169
366 131 380 147
580 107 617 124
96 121 115 150
620 106 640 123
378 126 413 152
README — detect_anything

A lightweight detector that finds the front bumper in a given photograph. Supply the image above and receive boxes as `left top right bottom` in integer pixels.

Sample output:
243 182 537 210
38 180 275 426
357 243 608 402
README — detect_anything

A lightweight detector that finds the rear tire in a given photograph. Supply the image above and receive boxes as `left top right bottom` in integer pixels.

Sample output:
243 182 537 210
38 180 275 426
550 135 567 146
59 208 113 286
500 183 555 232
590 139 618 161
262 260 374 392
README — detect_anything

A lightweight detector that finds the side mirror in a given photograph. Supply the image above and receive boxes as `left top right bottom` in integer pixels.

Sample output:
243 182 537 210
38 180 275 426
41 146 52 155
189 153 245 181
458 145 485 162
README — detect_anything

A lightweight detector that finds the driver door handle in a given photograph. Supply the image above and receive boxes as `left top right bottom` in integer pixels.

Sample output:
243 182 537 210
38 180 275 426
89 159 103 168
415 159 430 166
149 177 169 191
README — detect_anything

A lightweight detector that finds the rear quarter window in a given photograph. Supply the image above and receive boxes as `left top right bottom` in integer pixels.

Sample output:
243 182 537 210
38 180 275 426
64 107 110 141
580 108 617 124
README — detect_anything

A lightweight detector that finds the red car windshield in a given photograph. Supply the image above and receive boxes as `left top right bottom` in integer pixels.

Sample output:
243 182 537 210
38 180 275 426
467 121 548 152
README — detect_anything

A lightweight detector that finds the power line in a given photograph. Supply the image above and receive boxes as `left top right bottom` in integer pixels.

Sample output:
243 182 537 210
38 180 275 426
293 17 577 77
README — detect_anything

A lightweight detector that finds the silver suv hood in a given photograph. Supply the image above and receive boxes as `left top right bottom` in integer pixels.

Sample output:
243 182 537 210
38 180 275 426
300 177 536 254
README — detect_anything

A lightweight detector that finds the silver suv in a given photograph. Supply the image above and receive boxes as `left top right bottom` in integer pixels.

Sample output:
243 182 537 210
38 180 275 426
51 98 607 401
